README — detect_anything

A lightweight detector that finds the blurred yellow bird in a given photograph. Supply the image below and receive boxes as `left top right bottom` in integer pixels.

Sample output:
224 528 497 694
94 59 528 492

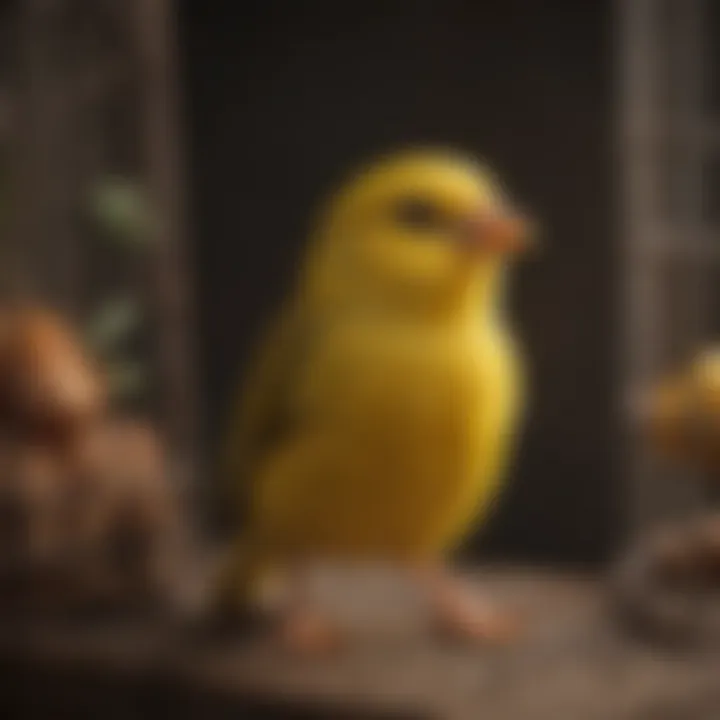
219 148 533 651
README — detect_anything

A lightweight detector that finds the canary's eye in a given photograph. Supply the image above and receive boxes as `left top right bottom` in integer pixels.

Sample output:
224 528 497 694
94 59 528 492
392 197 447 232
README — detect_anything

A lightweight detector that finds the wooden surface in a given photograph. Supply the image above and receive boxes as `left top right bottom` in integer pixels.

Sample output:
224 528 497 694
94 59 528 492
0 568 718 719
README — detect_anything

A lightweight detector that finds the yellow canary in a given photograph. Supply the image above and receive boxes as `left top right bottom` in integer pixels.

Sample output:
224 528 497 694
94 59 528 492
219 149 533 647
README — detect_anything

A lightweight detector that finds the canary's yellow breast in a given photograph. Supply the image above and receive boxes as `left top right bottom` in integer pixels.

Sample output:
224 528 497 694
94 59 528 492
252 318 523 563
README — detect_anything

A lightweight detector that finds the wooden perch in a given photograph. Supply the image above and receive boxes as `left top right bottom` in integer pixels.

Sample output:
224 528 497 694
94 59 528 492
0 570 719 720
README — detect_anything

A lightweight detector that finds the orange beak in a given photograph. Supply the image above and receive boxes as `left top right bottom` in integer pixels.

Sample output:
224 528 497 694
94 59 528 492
459 209 534 255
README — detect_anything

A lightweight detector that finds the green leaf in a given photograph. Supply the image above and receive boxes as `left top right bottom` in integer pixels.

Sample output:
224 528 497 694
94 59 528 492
106 361 147 398
90 177 154 248
85 297 142 353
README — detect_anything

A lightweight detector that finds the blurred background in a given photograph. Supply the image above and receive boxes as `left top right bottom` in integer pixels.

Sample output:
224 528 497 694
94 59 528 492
0 0 717 570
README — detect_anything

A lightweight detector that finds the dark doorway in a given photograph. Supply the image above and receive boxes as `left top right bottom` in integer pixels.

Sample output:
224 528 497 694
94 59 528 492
180 1 615 565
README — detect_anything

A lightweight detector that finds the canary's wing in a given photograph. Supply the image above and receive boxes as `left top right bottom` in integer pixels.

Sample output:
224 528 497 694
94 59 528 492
220 303 313 520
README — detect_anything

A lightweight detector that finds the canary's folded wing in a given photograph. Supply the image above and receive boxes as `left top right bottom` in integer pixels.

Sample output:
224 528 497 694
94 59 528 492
219 304 313 521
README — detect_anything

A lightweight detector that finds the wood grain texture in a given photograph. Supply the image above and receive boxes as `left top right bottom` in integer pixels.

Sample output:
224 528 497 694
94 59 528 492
0 569 718 719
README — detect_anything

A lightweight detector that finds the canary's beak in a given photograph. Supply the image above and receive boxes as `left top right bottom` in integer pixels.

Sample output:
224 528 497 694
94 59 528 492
458 209 534 255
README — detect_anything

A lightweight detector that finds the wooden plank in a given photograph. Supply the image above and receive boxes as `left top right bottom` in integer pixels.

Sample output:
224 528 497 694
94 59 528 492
0 569 718 719
617 0 665 535
133 0 201 498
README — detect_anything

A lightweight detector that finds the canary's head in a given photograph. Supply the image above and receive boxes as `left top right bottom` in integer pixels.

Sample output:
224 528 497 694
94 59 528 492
305 148 534 314
640 349 720 472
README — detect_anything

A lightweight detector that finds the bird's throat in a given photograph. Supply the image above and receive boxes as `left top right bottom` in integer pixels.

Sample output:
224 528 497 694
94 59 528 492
451 262 508 328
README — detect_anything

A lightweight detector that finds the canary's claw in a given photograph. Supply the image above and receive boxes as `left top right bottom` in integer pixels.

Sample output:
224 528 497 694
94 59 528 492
434 600 521 644
418 569 521 645
275 610 345 656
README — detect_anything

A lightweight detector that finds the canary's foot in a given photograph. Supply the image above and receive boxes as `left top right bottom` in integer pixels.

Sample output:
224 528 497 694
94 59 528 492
275 609 345 656
418 569 521 645
434 594 520 644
